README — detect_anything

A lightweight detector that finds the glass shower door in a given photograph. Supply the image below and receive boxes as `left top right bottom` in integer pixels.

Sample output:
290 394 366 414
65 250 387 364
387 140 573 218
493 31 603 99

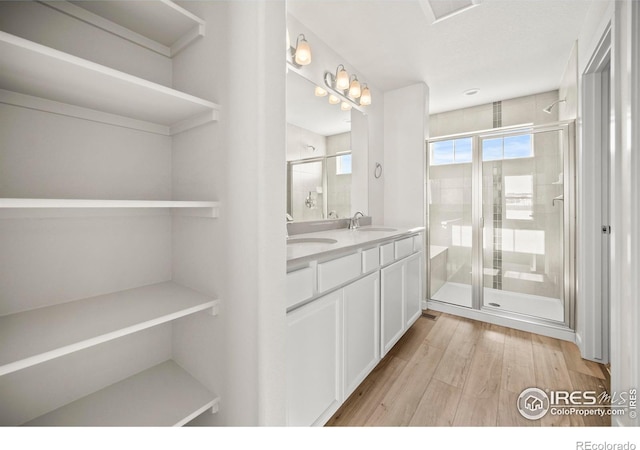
480 129 565 322
428 137 473 308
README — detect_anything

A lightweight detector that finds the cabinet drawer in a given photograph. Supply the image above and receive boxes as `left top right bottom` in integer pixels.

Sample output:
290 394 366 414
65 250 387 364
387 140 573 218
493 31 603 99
380 243 394 266
395 237 414 260
413 233 423 252
286 267 314 308
361 247 380 273
317 253 361 292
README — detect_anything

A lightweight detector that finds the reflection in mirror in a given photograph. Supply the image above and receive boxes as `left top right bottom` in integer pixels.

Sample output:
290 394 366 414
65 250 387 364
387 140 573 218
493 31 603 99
286 69 355 221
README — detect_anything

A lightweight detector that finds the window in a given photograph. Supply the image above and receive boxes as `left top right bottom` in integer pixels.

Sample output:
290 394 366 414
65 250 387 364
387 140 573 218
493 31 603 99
482 134 533 161
430 137 472 165
335 154 352 175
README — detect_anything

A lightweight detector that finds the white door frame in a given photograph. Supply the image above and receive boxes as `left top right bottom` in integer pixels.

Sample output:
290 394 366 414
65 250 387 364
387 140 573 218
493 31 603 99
577 25 611 363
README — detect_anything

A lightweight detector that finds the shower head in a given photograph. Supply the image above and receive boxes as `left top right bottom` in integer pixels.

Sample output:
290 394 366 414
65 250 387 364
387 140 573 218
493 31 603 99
543 98 566 114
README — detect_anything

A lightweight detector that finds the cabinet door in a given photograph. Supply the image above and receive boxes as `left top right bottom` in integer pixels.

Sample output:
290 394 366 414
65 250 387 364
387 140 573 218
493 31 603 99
404 252 423 329
286 290 342 426
343 272 380 398
381 260 404 357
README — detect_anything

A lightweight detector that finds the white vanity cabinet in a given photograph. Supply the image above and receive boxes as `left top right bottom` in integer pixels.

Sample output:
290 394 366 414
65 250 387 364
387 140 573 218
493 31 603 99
381 260 405 356
343 271 380 399
286 230 424 426
381 251 423 356
286 290 342 426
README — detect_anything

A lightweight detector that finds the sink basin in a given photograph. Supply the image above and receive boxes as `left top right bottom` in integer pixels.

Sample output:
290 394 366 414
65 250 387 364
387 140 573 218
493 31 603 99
287 237 338 245
356 227 397 232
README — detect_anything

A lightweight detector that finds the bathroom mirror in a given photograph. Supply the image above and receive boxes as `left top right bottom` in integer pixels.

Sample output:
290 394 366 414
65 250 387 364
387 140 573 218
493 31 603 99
286 69 368 221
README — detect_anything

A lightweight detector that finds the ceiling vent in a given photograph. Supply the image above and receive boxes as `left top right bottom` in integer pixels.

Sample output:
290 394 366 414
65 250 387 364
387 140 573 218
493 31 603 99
420 0 481 23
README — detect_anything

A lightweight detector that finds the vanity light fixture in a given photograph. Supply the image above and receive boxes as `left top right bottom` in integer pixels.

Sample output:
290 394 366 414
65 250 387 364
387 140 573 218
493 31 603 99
323 64 372 110
314 86 328 97
291 34 312 67
335 64 350 90
348 75 361 99
360 84 372 106
340 101 352 111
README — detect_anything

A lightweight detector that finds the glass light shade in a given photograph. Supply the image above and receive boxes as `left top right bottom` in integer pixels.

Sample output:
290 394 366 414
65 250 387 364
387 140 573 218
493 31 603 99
294 36 311 66
336 67 350 90
341 101 352 111
360 86 372 106
349 77 361 99
314 86 328 97
328 95 340 105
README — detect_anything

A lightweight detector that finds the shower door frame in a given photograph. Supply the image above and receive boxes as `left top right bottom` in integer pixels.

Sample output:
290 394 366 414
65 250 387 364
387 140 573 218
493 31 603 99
426 121 576 331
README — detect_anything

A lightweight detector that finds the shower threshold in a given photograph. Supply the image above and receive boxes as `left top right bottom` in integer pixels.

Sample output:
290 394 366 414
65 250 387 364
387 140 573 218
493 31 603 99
431 281 564 322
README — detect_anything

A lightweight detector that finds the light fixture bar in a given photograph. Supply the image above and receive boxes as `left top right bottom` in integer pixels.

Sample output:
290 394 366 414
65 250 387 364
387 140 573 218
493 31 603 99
323 71 368 113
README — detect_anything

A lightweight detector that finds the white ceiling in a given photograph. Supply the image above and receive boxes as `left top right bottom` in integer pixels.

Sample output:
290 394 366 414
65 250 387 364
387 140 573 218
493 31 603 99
287 0 595 114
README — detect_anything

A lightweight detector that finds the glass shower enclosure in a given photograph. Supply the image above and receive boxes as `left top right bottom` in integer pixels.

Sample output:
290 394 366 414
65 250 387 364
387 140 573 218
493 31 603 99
427 122 575 328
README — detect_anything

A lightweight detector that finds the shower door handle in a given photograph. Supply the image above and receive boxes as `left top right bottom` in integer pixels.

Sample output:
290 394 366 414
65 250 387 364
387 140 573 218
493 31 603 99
552 195 564 206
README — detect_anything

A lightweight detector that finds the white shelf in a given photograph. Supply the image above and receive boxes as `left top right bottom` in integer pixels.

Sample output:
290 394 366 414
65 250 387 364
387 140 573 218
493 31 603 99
25 360 219 426
39 0 206 58
0 282 219 377
0 198 220 218
0 31 220 135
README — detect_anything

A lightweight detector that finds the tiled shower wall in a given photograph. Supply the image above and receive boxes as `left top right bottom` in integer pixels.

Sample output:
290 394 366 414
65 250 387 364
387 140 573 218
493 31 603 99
429 90 560 138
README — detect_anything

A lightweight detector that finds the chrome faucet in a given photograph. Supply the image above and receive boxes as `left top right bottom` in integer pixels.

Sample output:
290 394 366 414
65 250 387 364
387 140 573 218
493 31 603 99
349 211 365 230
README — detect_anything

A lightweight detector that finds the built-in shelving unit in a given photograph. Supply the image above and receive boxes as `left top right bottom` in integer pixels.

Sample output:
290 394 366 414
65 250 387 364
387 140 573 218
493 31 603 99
0 1 222 426
0 281 219 377
25 360 219 426
0 31 220 135
38 0 205 58
0 198 220 218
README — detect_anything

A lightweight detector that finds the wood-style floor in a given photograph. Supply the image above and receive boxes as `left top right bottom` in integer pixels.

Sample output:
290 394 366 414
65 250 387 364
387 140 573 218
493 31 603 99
327 311 610 426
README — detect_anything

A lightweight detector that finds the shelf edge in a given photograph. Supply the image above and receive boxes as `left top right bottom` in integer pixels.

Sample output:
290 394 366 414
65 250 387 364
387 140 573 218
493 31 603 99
0 89 171 135
38 0 207 58
0 297 217 377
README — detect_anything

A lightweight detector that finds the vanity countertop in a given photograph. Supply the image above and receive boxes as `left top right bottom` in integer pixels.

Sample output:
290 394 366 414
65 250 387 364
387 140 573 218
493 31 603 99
287 225 425 268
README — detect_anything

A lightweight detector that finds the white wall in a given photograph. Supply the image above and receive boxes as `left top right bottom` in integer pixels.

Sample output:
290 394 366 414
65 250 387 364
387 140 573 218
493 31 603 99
609 0 639 427
383 83 428 228
223 0 287 426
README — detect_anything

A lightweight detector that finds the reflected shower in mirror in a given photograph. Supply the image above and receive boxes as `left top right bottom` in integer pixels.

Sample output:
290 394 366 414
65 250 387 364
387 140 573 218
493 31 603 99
286 69 355 221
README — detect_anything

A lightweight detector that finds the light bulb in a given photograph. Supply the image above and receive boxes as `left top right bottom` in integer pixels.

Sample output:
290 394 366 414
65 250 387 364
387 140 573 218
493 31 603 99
341 102 352 111
328 95 340 105
294 35 311 66
348 76 361 99
314 86 327 97
360 86 372 106
335 65 349 90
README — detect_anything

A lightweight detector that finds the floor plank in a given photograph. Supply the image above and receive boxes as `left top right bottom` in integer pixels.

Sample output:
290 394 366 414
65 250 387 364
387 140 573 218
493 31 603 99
567 370 611 427
501 328 535 394
326 355 406 426
452 393 499 426
497 389 539 426
424 313 461 350
409 378 462 426
432 318 481 388
388 316 437 362
560 340 606 380
364 343 444 426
